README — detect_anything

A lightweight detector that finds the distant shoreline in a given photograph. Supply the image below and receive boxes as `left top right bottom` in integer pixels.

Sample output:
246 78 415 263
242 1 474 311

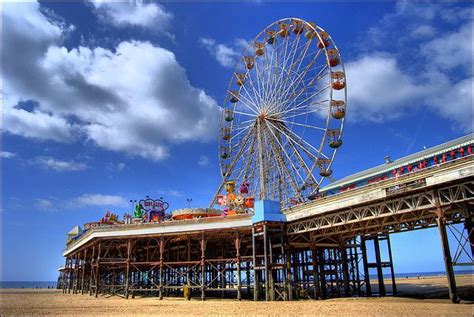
1 271 472 289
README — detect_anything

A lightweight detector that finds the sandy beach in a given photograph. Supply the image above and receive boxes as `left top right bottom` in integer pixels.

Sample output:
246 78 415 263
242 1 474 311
1 275 473 316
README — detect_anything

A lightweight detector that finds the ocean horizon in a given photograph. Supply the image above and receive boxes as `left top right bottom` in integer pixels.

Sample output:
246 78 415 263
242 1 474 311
2 270 472 289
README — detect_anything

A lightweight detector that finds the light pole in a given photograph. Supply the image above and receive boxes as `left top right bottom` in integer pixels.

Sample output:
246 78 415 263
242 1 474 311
186 198 192 208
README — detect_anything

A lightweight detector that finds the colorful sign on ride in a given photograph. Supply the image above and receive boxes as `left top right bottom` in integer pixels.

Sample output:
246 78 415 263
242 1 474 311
217 180 254 216
132 197 170 223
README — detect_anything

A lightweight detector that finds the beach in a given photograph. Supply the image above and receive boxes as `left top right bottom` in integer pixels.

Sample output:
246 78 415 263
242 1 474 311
1 275 472 316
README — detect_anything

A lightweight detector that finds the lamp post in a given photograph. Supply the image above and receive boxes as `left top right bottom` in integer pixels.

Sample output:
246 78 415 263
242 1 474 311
186 198 192 208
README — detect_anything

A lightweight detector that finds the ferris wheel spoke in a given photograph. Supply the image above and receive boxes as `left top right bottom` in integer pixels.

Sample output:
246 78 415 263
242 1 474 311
267 38 301 111
279 98 329 121
211 125 256 206
235 71 261 108
265 121 305 184
280 86 330 118
266 128 300 195
266 119 326 161
281 102 329 121
276 51 326 112
234 92 261 115
272 118 326 132
265 130 295 201
242 133 258 180
253 60 268 108
276 98 328 118
230 122 254 141
265 122 306 197
233 110 258 118
278 66 327 113
269 31 292 106
282 134 319 187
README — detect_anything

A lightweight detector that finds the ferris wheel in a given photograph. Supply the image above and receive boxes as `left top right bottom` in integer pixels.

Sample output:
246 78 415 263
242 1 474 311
211 18 347 208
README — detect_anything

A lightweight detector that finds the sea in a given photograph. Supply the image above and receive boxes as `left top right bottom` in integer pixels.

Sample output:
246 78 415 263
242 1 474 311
1 270 472 289
371 269 473 279
0 281 57 289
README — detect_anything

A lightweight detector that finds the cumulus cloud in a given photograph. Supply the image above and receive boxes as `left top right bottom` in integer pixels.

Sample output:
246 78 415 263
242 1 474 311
197 155 209 166
106 162 126 172
345 55 424 121
157 189 183 198
34 156 88 171
36 198 54 211
89 0 173 30
3 2 220 161
1 151 16 159
347 1 473 131
421 22 473 73
410 25 436 39
73 193 127 207
199 37 249 68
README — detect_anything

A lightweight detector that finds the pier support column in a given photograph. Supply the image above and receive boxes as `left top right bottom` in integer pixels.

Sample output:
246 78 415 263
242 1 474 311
464 208 474 258
89 246 95 296
67 255 73 294
200 235 207 301
435 199 460 303
360 235 371 297
159 237 164 300
252 227 260 301
125 239 131 299
386 235 397 295
311 247 321 299
286 249 293 301
81 249 87 295
95 242 102 298
63 257 69 293
235 235 242 301
263 224 269 301
340 239 350 296
373 236 386 296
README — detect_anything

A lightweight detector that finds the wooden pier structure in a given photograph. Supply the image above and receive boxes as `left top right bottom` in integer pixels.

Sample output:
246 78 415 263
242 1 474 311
59 153 473 303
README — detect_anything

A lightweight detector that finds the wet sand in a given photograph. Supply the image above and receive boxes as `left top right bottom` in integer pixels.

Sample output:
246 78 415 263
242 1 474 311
1 275 472 316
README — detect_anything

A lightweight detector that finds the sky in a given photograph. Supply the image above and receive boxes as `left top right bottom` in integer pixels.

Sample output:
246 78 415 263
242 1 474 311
1 1 473 281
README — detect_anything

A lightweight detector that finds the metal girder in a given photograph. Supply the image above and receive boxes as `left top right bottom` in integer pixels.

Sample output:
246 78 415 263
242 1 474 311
287 181 474 237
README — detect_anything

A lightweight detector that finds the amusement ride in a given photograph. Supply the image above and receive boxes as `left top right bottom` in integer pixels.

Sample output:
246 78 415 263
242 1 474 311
211 17 347 210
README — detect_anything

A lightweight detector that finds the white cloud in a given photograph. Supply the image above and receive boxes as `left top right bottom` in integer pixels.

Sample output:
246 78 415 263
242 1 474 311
421 22 473 73
200 37 249 68
366 1 471 49
348 1 473 131
36 198 54 210
198 155 209 166
345 55 424 122
426 73 474 131
410 25 436 39
34 156 88 171
4 107 76 143
346 54 473 131
1 151 16 159
73 193 127 207
3 2 220 162
157 189 183 198
106 162 126 171
89 0 173 30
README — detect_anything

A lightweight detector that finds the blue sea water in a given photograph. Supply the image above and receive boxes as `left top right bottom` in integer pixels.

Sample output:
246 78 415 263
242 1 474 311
370 269 472 279
0 281 57 289
1 270 472 289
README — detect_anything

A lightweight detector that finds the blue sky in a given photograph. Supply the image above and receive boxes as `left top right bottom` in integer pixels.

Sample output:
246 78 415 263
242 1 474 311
2 1 472 281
